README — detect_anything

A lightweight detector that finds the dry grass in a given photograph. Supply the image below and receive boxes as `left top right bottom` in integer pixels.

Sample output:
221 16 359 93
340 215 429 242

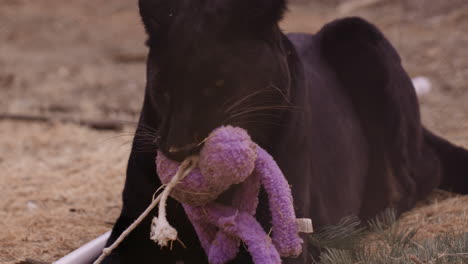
399 191 468 240
0 121 130 263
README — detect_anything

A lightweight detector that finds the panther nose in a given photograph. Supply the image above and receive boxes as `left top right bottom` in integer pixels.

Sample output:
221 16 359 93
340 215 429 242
168 142 198 154
166 142 201 161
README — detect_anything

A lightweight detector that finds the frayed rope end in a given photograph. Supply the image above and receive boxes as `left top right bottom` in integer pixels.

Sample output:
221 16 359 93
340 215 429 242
150 216 178 247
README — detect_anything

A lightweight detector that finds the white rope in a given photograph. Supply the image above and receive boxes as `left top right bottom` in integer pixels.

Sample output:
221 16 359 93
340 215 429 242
150 156 198 246
93 156 198 264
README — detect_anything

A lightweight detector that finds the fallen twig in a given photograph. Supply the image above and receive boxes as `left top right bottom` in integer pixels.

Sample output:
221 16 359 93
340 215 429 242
113 52 147 63
16 258 50 264
409 255 424 264
0 113 127 131
338 0 386 14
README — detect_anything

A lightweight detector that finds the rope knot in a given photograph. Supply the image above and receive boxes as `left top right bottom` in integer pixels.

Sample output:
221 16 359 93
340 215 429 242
150 216 178 247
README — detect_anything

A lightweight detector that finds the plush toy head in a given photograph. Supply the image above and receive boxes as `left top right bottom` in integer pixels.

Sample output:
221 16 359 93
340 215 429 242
157 126 257 206
199 126 257 189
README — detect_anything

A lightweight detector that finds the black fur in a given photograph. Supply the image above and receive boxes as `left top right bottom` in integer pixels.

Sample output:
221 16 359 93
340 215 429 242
102 2 468 263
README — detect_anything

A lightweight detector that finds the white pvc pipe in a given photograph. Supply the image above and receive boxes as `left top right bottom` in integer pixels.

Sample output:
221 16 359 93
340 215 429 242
412 76 432 96
54 231 111 264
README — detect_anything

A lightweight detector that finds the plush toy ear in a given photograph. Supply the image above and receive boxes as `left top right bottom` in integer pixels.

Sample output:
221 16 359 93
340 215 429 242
234 0 287 30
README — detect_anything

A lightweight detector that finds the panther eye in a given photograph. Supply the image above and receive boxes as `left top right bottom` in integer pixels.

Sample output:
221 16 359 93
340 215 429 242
149 18 160 31
203 79 225 97
215 79 225 87
157 90 170 102
163 91 170 101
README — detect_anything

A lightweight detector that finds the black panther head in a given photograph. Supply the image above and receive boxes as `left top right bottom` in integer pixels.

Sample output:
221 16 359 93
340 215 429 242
139 0 295 160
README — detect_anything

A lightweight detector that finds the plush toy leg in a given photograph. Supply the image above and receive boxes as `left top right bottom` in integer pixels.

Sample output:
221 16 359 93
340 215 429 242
208 231 240 264
207 173 262 263
256 148 303 257
183 206 217 253
184 205 240 264
205 204 282 264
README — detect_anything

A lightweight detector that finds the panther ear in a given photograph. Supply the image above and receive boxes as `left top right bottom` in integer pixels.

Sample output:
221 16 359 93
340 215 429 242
235 0 287 30
138 0 177 35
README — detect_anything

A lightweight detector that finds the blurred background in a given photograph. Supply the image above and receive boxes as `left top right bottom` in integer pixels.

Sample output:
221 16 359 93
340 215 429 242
0 0 467 263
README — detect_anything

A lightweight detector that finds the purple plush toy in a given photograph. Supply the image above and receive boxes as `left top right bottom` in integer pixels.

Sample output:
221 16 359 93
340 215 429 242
155 126 303 264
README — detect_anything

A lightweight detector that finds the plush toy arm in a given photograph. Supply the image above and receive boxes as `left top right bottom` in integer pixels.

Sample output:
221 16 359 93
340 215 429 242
256 147 303 257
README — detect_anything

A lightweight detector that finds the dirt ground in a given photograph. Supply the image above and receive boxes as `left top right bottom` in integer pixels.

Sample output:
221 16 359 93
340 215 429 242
1 0 467 263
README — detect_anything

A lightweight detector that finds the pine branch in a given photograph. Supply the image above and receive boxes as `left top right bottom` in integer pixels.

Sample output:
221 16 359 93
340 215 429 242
319 248 354 264
308 209 468 264
309 216 365 250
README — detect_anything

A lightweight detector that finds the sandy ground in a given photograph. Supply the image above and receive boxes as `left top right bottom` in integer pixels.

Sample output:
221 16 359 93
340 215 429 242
1 0 467 263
